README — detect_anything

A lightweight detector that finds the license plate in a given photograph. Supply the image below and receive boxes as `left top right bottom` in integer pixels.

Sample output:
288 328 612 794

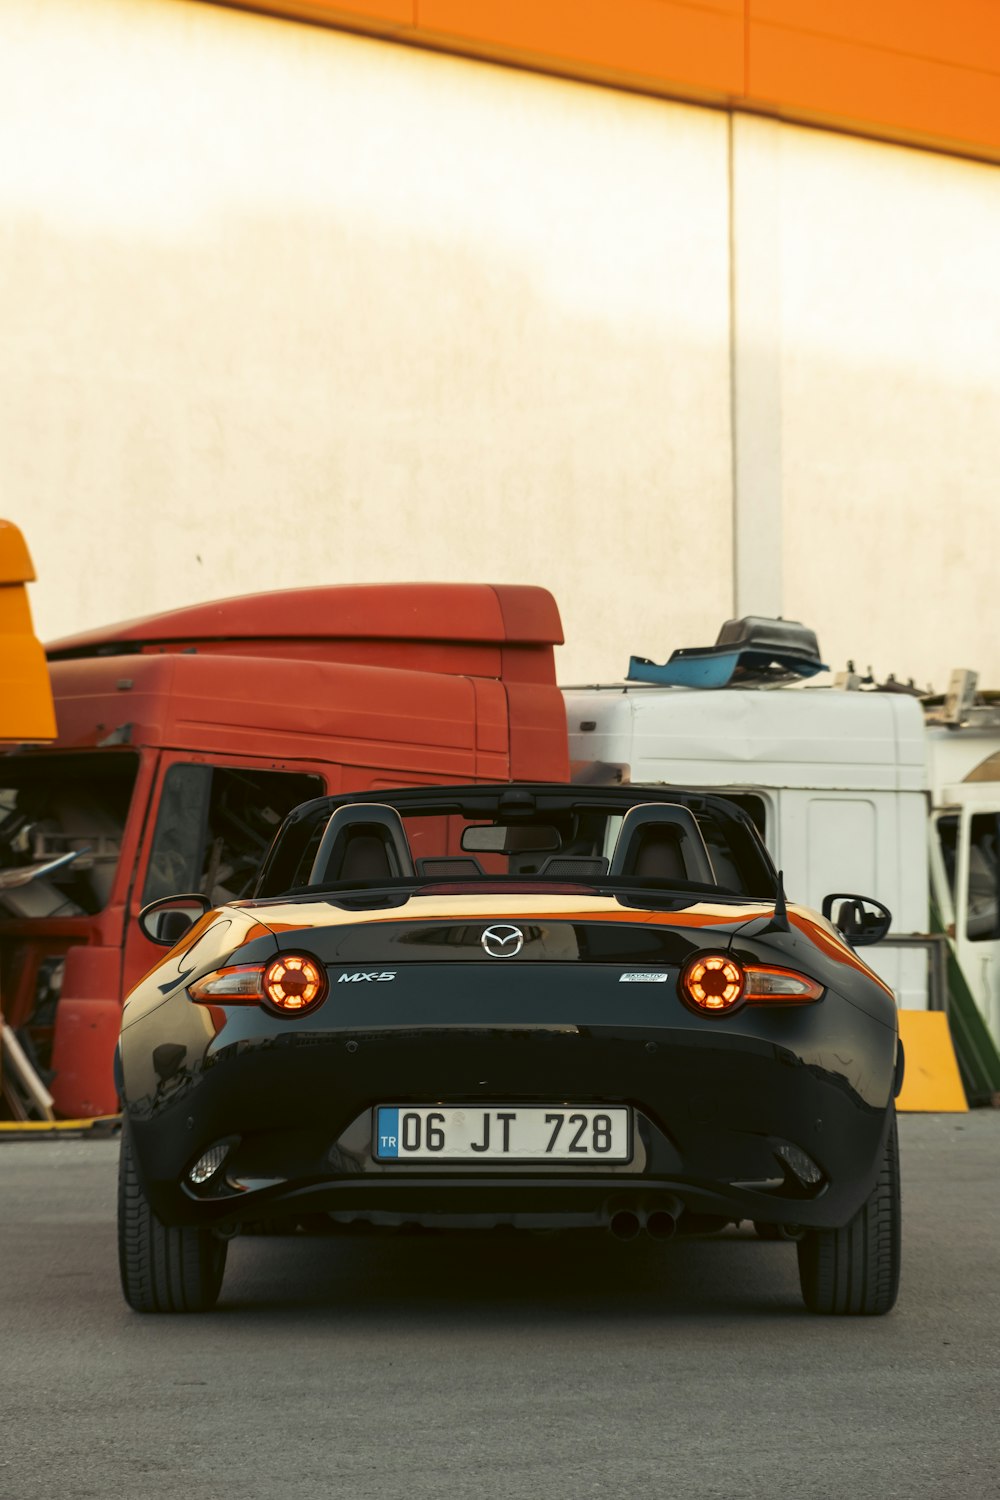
374 1105 631 1162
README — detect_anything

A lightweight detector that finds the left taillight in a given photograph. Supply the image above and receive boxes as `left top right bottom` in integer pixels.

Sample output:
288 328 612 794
188 965 265 1002
262 955 327 1013
188 954 328 1016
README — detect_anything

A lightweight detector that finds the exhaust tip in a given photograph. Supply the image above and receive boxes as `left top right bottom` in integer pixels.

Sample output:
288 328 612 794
646 1210 677 1240
609 1210 642 1241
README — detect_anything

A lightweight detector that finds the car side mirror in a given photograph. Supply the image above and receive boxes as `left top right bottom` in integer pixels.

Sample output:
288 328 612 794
821 893 892 947
138 893 212 947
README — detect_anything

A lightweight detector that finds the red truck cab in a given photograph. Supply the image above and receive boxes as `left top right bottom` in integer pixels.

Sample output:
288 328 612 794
0 583 567 1116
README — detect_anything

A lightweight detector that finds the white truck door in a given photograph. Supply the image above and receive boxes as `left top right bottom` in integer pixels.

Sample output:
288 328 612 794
778 789 926 1009
942 801 1000 1042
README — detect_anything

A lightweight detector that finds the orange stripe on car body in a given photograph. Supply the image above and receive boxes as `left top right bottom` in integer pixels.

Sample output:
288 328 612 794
788 909 896 999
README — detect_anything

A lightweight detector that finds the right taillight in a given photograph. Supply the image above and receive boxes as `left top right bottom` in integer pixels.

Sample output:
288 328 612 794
680 953 823 1015
743 965 824 1003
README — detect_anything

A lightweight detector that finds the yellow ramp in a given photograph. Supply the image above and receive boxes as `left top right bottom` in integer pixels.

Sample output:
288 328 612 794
897 1010 968 1112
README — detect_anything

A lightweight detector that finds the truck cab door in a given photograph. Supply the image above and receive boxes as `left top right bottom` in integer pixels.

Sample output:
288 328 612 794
934 797 1000 1043
780 788 927 1009
123 756 327 997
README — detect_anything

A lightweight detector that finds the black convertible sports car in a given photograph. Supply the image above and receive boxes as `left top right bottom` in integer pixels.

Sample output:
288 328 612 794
118 782 902 1315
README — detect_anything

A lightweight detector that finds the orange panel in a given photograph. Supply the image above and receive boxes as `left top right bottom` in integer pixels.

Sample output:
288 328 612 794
750 1 1000 76
219 0 415 28
0 520 57 741
343 0 413 17
50 999 122 1118
207 0 1000 159
750 20 1000 155
0 519 35 585
417 0 745 95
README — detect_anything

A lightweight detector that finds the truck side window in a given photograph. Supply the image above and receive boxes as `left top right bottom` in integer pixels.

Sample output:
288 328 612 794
143 766 324 907
142 765 212 902
966 813 1000 943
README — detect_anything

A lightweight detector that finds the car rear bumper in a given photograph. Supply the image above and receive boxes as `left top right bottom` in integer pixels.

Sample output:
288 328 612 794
122 989 898 1232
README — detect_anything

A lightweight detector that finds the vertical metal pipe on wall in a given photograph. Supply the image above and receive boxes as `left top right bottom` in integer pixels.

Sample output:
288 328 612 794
729 113 784 621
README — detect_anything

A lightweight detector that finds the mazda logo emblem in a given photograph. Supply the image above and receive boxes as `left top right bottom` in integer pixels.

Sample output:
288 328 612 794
481 924 524 958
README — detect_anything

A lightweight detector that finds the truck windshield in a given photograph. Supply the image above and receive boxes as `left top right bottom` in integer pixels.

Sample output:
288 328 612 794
0 751 140 917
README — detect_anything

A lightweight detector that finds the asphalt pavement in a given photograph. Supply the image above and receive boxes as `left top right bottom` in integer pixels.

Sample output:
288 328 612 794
1 1113 998 1500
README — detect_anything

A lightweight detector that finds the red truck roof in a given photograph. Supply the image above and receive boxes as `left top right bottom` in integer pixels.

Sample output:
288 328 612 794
47 583 562 664
38 583 569 780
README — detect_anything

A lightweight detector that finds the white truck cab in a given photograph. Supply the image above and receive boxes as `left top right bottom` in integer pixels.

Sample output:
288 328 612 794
927 717 1000 1041
564 683 931 1010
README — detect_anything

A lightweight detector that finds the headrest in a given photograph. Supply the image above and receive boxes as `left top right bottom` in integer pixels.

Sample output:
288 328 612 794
308 804 414 885
609 804 715 885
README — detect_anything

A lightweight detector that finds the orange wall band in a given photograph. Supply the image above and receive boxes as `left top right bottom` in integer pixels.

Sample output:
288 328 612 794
206 0 1000 165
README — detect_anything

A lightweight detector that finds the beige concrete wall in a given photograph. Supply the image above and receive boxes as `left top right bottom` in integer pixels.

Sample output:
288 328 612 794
3 1 999 695
775 124 1000 690
0 0 732 684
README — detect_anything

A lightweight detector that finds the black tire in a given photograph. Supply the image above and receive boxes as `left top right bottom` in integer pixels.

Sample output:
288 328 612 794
797 1109 901 1315
118 1122 227 1314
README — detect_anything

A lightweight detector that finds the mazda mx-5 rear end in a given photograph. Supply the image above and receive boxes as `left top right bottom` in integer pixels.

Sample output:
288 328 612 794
117 783 902 1316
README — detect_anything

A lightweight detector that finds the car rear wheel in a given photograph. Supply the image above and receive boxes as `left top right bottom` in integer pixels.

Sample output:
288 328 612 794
118 1123 227 1314
797 1109 900 1316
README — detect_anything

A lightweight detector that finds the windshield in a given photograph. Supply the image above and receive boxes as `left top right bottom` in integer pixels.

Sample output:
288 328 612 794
0 751 140 917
